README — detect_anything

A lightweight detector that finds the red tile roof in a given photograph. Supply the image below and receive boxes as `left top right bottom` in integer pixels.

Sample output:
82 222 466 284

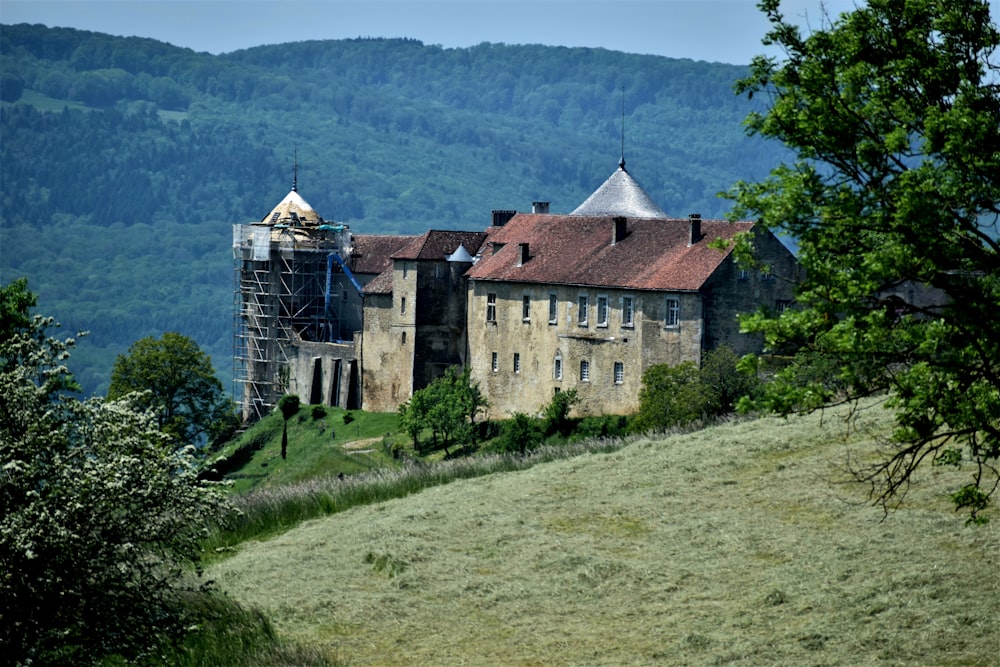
350 235 417 275
465 214 752 291
391 230 489 261
358 231 488 296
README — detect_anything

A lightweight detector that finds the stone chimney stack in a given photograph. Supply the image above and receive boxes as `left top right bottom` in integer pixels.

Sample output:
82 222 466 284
517 242 530 267
492 209 516 227
688 213 702 246
532 201 550 214
612 216 627 245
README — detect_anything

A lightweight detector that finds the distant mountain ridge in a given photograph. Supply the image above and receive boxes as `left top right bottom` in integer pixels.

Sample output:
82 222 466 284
0 23 789 396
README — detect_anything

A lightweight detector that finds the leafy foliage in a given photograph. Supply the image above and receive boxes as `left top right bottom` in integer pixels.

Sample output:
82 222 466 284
398 366 486 456
543 388 580 437
632 346 760 433
632 361 706 432
729 0 1000 521
108 331 236 448
0 281 229 665
493 413 544 455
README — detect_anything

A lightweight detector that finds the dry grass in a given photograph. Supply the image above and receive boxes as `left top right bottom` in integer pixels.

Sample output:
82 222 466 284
208 401 999 666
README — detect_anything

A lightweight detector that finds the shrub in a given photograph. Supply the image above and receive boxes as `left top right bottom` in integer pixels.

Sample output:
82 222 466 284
492 413 544 455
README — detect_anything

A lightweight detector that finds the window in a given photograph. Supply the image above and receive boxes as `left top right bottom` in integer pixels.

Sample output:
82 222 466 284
578 295 588 326
400 297 406 315
491 352 499 373
614 361 624 385
554 352 563 380
401 331 406 345
665 297 680 328
597 296 609 327
760 266 774 280
513 352 521 374
738 267 750 281
580 360 590 382
402 263 408 279
776 299 792 313
622 296 634 328
549 293 558 324
435 263 442 279
486 293 497 322
522 294 531 321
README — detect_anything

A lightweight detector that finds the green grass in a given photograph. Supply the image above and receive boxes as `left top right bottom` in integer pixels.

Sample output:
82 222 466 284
207 406 401 494
207 400 999 666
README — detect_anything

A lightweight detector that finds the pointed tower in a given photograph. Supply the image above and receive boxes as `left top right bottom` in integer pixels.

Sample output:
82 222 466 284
570 159 668 219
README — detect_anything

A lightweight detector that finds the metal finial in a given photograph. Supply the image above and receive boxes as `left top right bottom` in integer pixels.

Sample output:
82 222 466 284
292 147 299 192
620 86 626 171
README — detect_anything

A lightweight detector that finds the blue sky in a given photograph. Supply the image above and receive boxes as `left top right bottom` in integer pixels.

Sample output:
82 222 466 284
2 0 869 65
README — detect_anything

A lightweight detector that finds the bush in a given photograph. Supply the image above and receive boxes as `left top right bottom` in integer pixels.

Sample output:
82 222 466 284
543 389 579 437
632 346 762 433
311 405 327 420
1 281 229 665
492 413 544 455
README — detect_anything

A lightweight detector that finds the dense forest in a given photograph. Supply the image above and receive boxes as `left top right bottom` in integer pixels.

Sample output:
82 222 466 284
0 23 788 396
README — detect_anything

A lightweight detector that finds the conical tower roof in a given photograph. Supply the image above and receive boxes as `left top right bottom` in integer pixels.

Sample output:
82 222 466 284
571 159 668 219
261 189 324 226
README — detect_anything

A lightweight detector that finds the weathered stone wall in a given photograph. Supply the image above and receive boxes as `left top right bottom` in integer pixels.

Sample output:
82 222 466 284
702 229 800 355
412 260 472 391
287 340 356 407
467 280 706 419
359 262 416 412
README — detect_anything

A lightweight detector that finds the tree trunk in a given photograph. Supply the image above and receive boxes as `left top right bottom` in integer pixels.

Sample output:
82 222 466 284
281 421 288 460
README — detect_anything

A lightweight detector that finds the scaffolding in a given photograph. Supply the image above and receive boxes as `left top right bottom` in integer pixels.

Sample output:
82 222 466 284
233 222 353 422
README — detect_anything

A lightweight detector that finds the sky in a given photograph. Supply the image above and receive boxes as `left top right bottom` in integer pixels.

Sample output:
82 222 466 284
1 0 870 66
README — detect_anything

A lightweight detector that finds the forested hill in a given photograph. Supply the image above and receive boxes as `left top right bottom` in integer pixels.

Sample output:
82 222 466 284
0 23 788 396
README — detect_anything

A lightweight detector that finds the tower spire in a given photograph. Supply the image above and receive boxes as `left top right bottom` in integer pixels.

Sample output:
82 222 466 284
619 86 626 171
292 147 299 192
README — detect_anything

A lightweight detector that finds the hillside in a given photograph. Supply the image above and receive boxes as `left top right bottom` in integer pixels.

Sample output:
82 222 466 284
0 24 788 396
208 402 999 666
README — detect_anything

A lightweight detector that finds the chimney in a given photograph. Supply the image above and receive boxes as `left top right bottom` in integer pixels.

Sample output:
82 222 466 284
532 201 550 214
688 213 702 246
612 216 627 245
517 242 530 267
492 209 517 227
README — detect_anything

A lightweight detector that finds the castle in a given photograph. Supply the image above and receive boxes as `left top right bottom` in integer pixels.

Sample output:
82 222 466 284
233 159 798 422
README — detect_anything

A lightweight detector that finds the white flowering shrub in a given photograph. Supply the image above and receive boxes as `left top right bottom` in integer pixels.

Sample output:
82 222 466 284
1 283 228 665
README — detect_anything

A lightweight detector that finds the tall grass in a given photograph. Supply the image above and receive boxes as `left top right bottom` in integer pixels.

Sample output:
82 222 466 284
99 591 338 667
208 401 999 666
205 436 636 554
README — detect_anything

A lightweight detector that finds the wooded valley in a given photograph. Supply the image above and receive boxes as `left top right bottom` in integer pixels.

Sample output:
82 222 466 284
0 23 788 395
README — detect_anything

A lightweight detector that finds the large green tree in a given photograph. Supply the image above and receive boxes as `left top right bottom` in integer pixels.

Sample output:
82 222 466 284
0 281 228 664
730 0 1000 520
109 332 236 448
398 366 486 456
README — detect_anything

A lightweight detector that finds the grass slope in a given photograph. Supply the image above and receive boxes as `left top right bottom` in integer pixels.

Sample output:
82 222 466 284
208 406 402 494
208 401 999 666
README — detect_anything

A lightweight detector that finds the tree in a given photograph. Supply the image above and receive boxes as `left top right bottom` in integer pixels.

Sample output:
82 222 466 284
699 345 763 416
398 366 486 456
278 393 300 460
108 332 235 448
0 281 228 664
730 0 1000 521
543 388 580 437
631 362 706 433
493 412 544 455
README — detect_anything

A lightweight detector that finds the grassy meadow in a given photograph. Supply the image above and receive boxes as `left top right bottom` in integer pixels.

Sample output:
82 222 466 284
207 406 402 494
207 400 999 666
